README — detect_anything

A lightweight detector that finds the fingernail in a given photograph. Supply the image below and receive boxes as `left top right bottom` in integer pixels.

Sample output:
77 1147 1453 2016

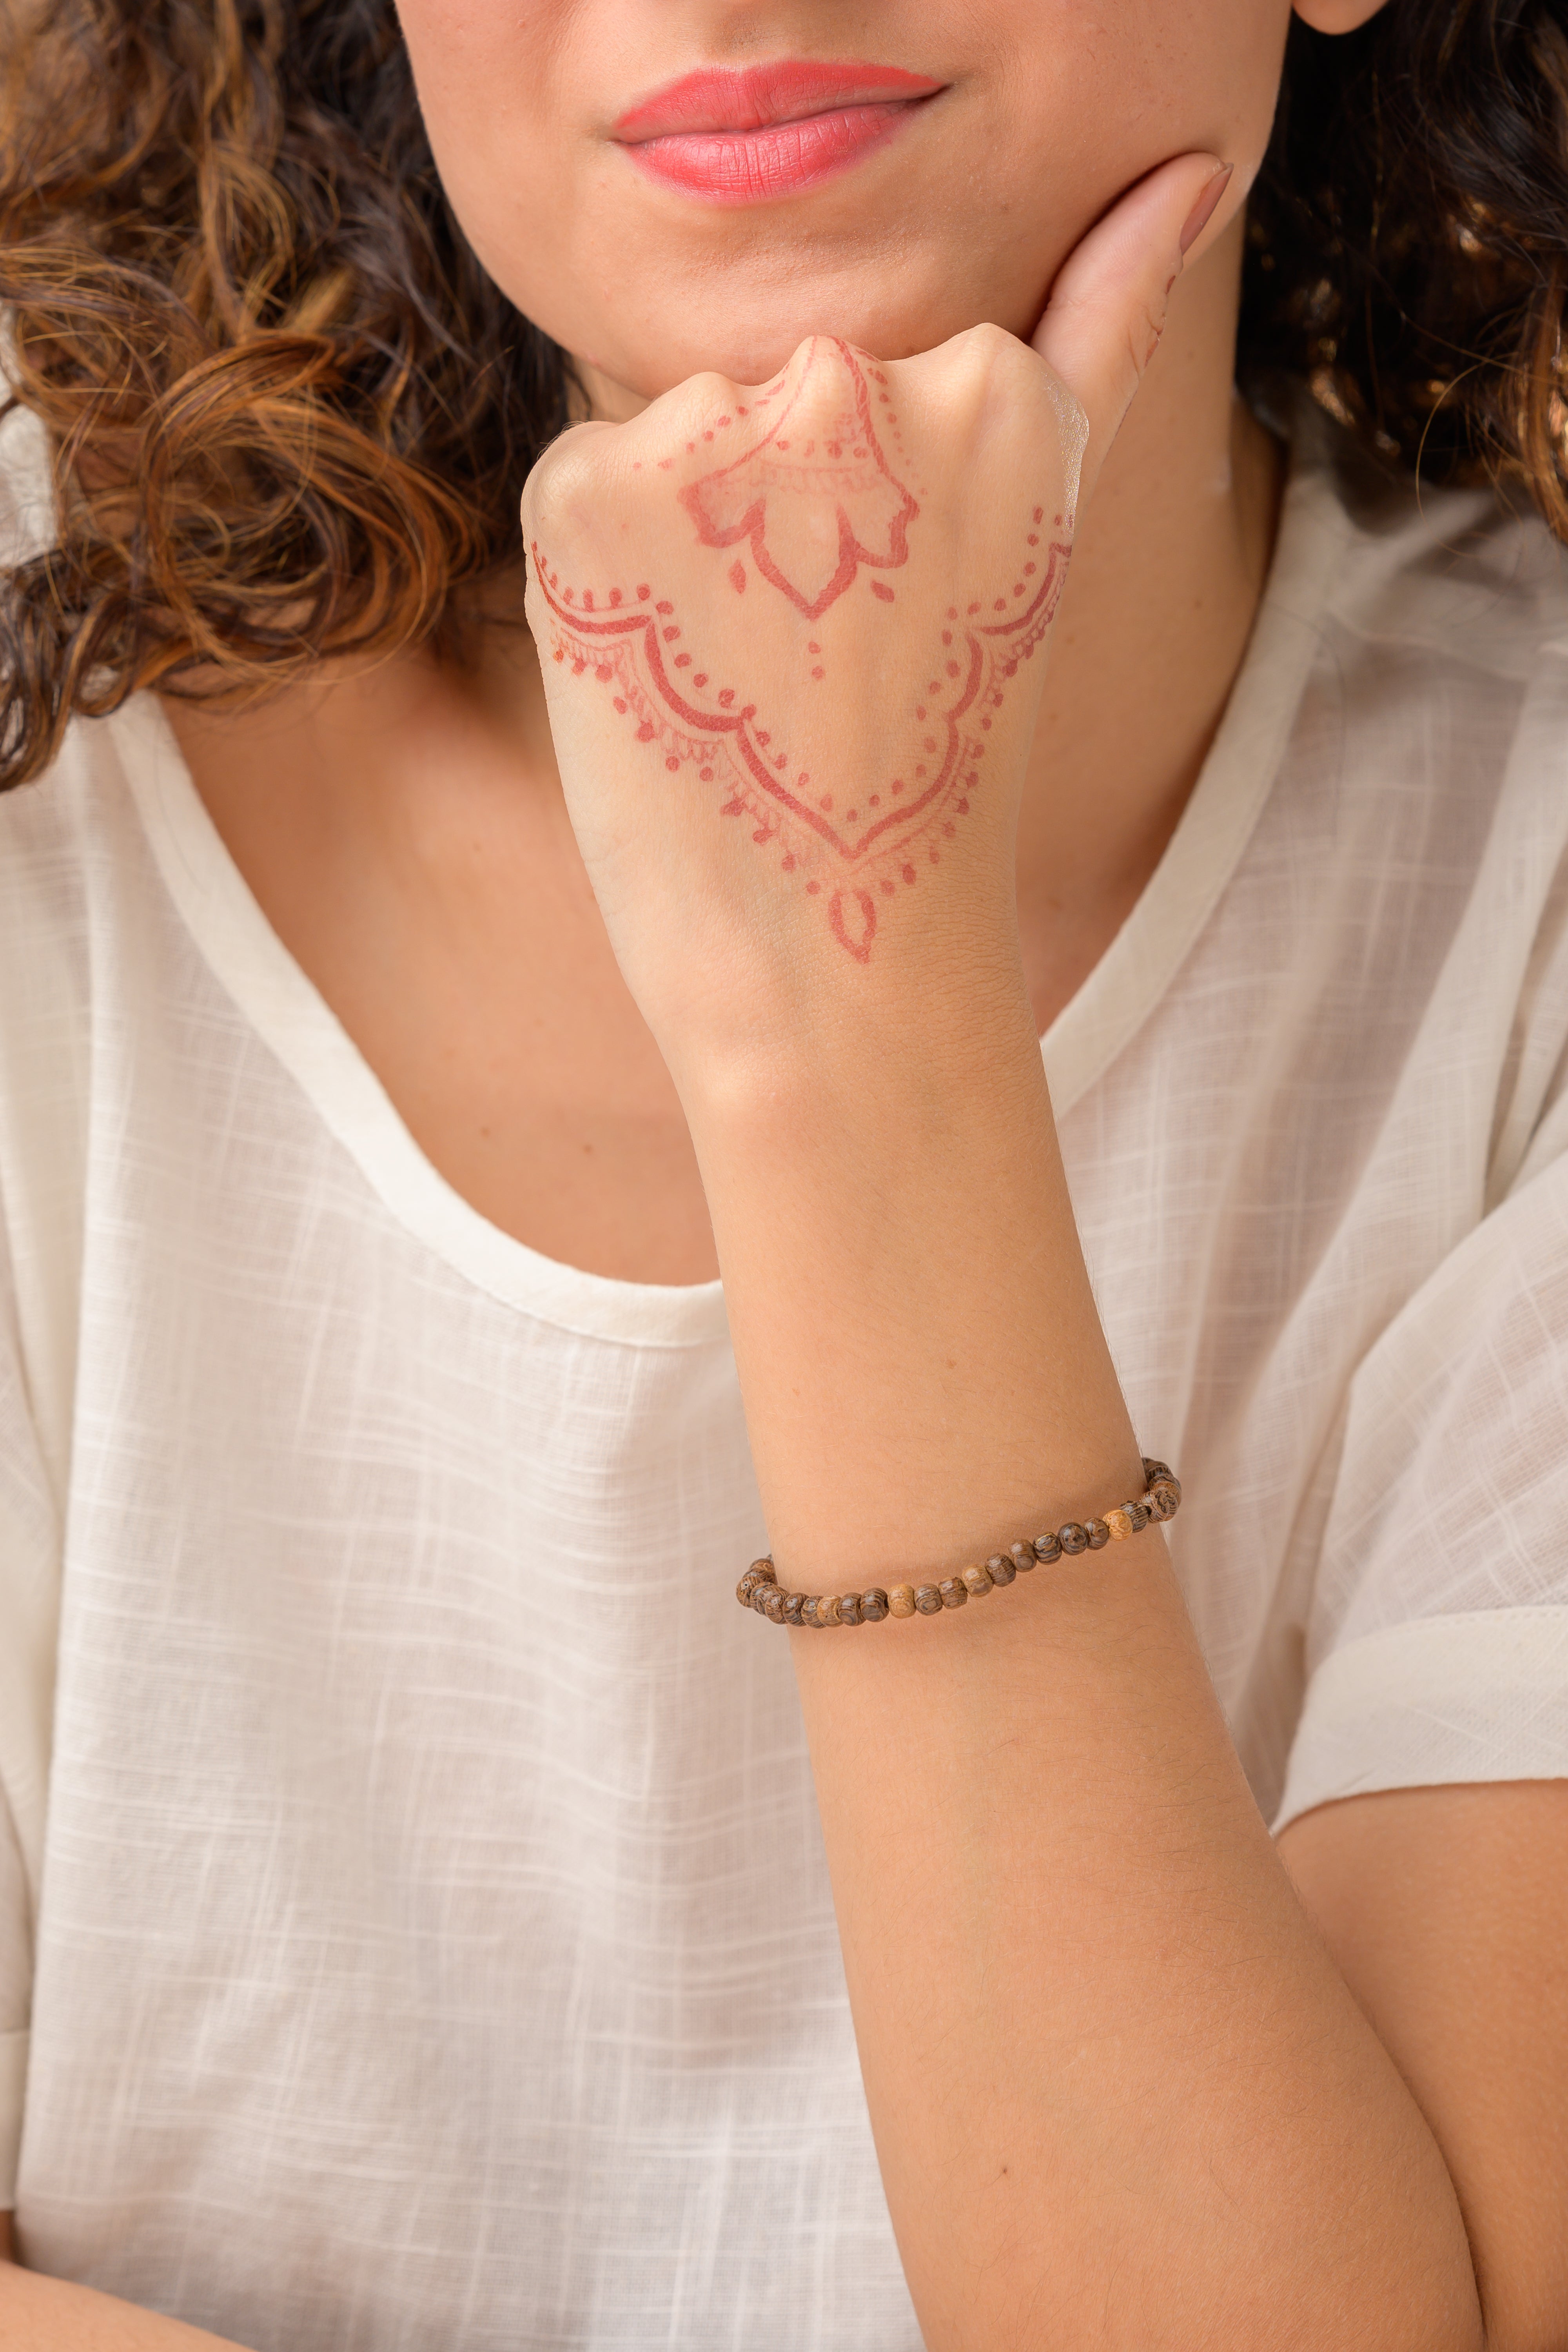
1179 163 1233 256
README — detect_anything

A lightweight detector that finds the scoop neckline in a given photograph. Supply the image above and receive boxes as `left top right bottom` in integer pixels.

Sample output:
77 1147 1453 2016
116 430 1345 1350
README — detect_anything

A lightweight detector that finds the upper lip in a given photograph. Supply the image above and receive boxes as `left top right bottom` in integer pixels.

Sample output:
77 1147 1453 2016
613 61 946 142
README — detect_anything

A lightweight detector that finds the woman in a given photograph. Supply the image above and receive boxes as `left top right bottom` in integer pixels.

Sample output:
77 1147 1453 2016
0 0 1564 2343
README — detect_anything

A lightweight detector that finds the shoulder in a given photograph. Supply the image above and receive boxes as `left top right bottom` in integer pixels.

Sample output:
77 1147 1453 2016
1293 399 1568 700
1261 401 1568 957
0 402 146 1411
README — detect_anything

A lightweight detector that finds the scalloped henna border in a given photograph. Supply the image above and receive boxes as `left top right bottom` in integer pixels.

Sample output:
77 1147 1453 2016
531 520 1071 962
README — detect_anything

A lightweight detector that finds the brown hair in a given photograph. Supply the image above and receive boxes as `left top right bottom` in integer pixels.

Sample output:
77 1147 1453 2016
0 0 1564 790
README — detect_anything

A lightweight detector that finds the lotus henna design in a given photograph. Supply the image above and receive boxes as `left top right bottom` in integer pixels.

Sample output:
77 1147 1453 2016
679 339 918 620
532 336 1071 964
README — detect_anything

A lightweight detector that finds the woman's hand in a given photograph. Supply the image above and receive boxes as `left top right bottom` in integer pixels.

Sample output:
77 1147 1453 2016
521 153 1229 1079
526 149 1490 2352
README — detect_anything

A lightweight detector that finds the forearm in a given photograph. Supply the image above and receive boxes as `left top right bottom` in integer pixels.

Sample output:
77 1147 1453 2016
688 971 1484 2351
0 2232 251 2352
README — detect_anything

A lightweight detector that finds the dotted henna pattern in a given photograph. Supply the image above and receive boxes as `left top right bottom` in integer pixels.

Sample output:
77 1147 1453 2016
532 343 1070 965
677 340 916 620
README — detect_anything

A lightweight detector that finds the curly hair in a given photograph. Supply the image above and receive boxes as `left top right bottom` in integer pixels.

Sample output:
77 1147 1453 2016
0 0 1564 791
1242 2 1568 519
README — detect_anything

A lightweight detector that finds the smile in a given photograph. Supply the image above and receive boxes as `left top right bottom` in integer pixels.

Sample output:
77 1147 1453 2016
614 61 946 206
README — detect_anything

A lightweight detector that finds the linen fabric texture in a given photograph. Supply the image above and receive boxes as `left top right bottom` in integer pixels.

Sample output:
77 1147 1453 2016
1 405 1567 2348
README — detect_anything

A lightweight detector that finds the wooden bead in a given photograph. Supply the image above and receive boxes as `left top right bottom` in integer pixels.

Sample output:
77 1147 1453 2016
737 1456 1179 1629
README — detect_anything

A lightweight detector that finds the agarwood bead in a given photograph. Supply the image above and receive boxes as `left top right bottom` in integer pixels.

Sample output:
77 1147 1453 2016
737 1455 1180 1632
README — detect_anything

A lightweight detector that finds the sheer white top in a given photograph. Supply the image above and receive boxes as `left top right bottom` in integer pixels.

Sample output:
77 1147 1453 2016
1 406 1566 2349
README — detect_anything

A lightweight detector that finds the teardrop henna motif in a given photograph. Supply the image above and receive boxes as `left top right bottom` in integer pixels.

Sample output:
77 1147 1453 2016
679 341 917 621
531 512 1071 964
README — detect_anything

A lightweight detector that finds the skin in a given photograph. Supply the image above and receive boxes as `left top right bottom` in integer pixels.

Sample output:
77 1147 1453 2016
6 0 1568 2346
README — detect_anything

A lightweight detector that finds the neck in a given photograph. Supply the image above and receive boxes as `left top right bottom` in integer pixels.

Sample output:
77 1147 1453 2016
1015 214 1285 1026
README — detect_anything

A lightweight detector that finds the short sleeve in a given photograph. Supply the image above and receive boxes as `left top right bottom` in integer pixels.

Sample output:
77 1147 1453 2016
1274 1143 1568 1833
0 1262 60 2207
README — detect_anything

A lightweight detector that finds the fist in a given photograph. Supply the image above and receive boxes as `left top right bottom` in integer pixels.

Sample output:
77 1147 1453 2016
520 153 1228 1056
525 329 1080 1016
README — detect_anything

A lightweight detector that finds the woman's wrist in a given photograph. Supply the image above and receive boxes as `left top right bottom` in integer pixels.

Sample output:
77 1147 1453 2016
662 902 1038 1140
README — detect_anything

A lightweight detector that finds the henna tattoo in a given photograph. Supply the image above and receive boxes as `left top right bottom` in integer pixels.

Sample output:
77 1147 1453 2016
679 340 916 620
533 340 1069 964
534 505 1070 965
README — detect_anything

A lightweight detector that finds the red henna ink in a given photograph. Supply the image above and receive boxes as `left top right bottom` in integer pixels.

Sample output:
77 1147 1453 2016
532 479 1071 964
679 339 918 620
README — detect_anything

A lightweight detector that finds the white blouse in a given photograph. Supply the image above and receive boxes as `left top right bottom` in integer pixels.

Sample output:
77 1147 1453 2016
1 403 1567 2351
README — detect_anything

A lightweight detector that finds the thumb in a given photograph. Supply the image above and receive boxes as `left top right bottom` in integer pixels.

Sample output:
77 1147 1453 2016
1031 153 1232 508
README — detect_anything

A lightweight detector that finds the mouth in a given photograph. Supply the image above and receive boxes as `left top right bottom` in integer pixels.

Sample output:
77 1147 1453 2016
613 61 947 206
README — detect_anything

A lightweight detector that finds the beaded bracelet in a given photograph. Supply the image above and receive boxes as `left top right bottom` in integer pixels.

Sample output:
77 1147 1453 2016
737 1459 1180 1628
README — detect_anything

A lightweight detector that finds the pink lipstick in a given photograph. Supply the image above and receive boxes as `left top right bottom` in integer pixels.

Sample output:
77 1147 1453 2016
615 61 945 205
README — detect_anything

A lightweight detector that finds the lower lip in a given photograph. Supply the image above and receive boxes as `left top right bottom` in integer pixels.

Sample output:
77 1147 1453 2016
622 97 932 205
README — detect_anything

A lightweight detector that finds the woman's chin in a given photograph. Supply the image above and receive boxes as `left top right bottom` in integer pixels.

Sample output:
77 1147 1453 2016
565 282 1040 409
